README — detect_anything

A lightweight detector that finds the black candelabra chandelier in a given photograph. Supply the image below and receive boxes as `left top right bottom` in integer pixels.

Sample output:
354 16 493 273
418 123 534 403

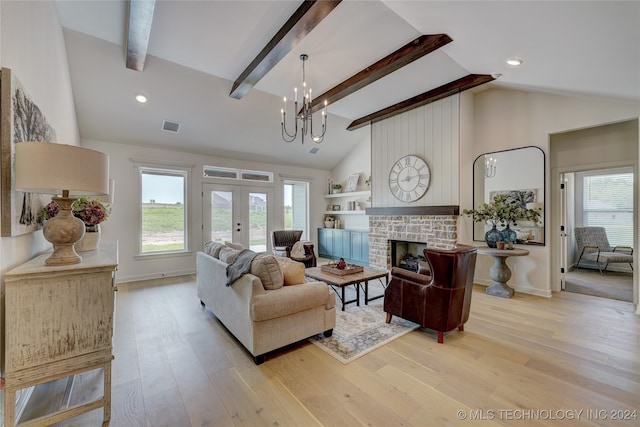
280 54 327 144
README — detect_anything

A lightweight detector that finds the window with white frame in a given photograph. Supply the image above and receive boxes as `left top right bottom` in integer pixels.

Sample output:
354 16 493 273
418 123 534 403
581 168 633 247
138 166 189 254
283 180 309 239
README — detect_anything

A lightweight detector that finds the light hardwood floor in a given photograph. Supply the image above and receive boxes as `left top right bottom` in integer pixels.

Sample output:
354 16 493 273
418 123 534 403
29 275 639 426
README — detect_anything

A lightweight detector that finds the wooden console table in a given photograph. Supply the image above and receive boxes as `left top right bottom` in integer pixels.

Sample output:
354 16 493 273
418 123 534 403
2 242 118 426
477 247 529 298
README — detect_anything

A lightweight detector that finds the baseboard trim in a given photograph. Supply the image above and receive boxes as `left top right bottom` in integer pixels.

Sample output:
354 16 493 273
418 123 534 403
116 269 195 284
474 280 552 298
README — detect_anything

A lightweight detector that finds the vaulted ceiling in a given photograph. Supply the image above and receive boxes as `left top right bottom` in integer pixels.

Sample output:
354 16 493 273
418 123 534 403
54 1 640 170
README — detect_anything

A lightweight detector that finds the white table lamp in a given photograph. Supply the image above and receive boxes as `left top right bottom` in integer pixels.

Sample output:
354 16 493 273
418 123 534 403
15 142 109 265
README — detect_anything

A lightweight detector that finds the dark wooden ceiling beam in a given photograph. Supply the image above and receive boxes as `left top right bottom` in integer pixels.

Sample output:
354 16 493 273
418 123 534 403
126 0 156 72
229 0 341 100
309 34 453 114
347 74 495 131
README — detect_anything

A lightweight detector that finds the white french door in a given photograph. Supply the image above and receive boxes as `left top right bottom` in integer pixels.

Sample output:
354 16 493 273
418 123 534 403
559 172 568 290
203 183 274 252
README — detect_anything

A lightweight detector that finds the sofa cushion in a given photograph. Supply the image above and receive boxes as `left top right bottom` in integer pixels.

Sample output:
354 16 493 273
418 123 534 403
219 247 241 264
225 241 245 250
251 254 283 290
204 241 225 258
275 257 306 285
251 282 332 322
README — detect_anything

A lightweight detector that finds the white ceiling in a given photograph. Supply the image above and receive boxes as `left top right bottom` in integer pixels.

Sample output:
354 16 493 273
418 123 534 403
54 0 640 170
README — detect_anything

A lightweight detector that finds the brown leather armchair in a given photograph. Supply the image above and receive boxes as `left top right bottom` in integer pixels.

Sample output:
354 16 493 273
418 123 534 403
384 244 477 343
271 230 317 268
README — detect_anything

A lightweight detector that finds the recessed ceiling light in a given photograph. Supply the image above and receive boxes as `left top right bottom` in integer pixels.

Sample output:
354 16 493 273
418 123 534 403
506 57 523 67
135 94 148 103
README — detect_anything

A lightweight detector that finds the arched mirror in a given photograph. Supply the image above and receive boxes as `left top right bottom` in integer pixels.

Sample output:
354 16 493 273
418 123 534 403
472 146 545 246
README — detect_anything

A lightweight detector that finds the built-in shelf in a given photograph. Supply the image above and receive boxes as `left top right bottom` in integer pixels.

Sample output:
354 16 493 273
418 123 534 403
324 191 370 216
324 190 370 199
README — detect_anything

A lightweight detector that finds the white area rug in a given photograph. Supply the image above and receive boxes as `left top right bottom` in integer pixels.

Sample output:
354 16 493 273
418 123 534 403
308 297 419 364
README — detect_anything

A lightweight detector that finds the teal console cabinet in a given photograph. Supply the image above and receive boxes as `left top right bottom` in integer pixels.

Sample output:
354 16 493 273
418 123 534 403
318 228 369 266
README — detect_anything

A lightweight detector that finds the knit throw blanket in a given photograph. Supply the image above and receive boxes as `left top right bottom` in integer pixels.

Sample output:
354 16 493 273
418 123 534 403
226 249 258 286
290 241 306 258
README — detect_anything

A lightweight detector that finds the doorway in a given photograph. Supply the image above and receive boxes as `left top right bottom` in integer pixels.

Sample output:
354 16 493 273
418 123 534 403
550 119 638 304
560 169 634 302
203 183 274 252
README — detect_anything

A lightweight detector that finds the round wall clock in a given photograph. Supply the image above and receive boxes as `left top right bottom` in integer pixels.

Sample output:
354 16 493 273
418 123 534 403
388 155 430 202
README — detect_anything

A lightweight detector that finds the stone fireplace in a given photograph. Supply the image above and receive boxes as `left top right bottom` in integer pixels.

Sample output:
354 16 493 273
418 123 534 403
390 240 427 272
368 212 458 270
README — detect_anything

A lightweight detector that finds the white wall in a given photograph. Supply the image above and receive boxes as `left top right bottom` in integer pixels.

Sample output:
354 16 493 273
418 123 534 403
0 1 79 276
82 139 331 282
459 88 639 299
328 136 371 230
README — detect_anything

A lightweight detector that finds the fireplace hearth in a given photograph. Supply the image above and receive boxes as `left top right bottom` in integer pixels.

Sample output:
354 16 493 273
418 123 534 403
390 240 427 273
398 254 426 272
367 214 458 270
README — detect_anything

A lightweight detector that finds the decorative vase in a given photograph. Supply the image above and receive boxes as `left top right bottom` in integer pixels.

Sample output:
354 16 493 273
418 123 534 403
75 224 101 252
485 224 503 248
501 224 517 245
324 221 335 229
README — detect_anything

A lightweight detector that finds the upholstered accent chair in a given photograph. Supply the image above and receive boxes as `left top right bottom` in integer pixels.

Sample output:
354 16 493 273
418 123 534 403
574 226 633 273
271 230 317 268
384 244 477 343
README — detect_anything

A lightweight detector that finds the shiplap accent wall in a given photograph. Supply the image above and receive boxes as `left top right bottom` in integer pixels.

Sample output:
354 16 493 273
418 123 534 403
371 95 460 207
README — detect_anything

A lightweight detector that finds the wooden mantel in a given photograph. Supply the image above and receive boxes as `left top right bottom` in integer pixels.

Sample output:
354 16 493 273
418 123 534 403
365 206 459 216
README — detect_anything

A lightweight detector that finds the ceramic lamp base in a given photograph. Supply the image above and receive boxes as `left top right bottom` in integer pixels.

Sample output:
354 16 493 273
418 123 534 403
42 196 85 265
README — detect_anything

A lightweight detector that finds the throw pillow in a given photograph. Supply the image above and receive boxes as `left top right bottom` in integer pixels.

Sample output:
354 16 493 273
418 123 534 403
203 241 225 258
251 254 284 290
276 257 306 286
224 241 245 250
218 247 241 264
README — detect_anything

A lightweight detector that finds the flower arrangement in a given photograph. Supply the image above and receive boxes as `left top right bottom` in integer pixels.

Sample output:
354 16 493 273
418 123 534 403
40 202 59 222
463 194 540 227
39 196 111 228
73 196 111 227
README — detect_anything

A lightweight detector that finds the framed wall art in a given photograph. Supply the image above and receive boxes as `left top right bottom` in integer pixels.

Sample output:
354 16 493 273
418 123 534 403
345 173 360 192
1 67 57 237
488 188 536 209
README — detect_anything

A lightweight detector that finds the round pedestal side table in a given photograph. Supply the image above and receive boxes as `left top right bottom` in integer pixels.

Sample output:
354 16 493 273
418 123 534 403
477 247 530 298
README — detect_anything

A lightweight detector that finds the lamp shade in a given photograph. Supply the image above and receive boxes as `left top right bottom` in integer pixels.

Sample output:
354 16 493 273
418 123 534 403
97 178 115 204
14 142 109 266
15 142 109 196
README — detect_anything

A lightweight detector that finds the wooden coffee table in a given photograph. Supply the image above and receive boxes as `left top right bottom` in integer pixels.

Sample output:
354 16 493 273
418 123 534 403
305 266 389 311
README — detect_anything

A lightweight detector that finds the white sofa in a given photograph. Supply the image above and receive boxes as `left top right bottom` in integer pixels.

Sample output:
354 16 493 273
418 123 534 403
196 247 336 364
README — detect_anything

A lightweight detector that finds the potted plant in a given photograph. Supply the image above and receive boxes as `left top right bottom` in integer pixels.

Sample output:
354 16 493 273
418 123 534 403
365 175 371 188
331 183 342 194
324 215 335 228
463 194 541 248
